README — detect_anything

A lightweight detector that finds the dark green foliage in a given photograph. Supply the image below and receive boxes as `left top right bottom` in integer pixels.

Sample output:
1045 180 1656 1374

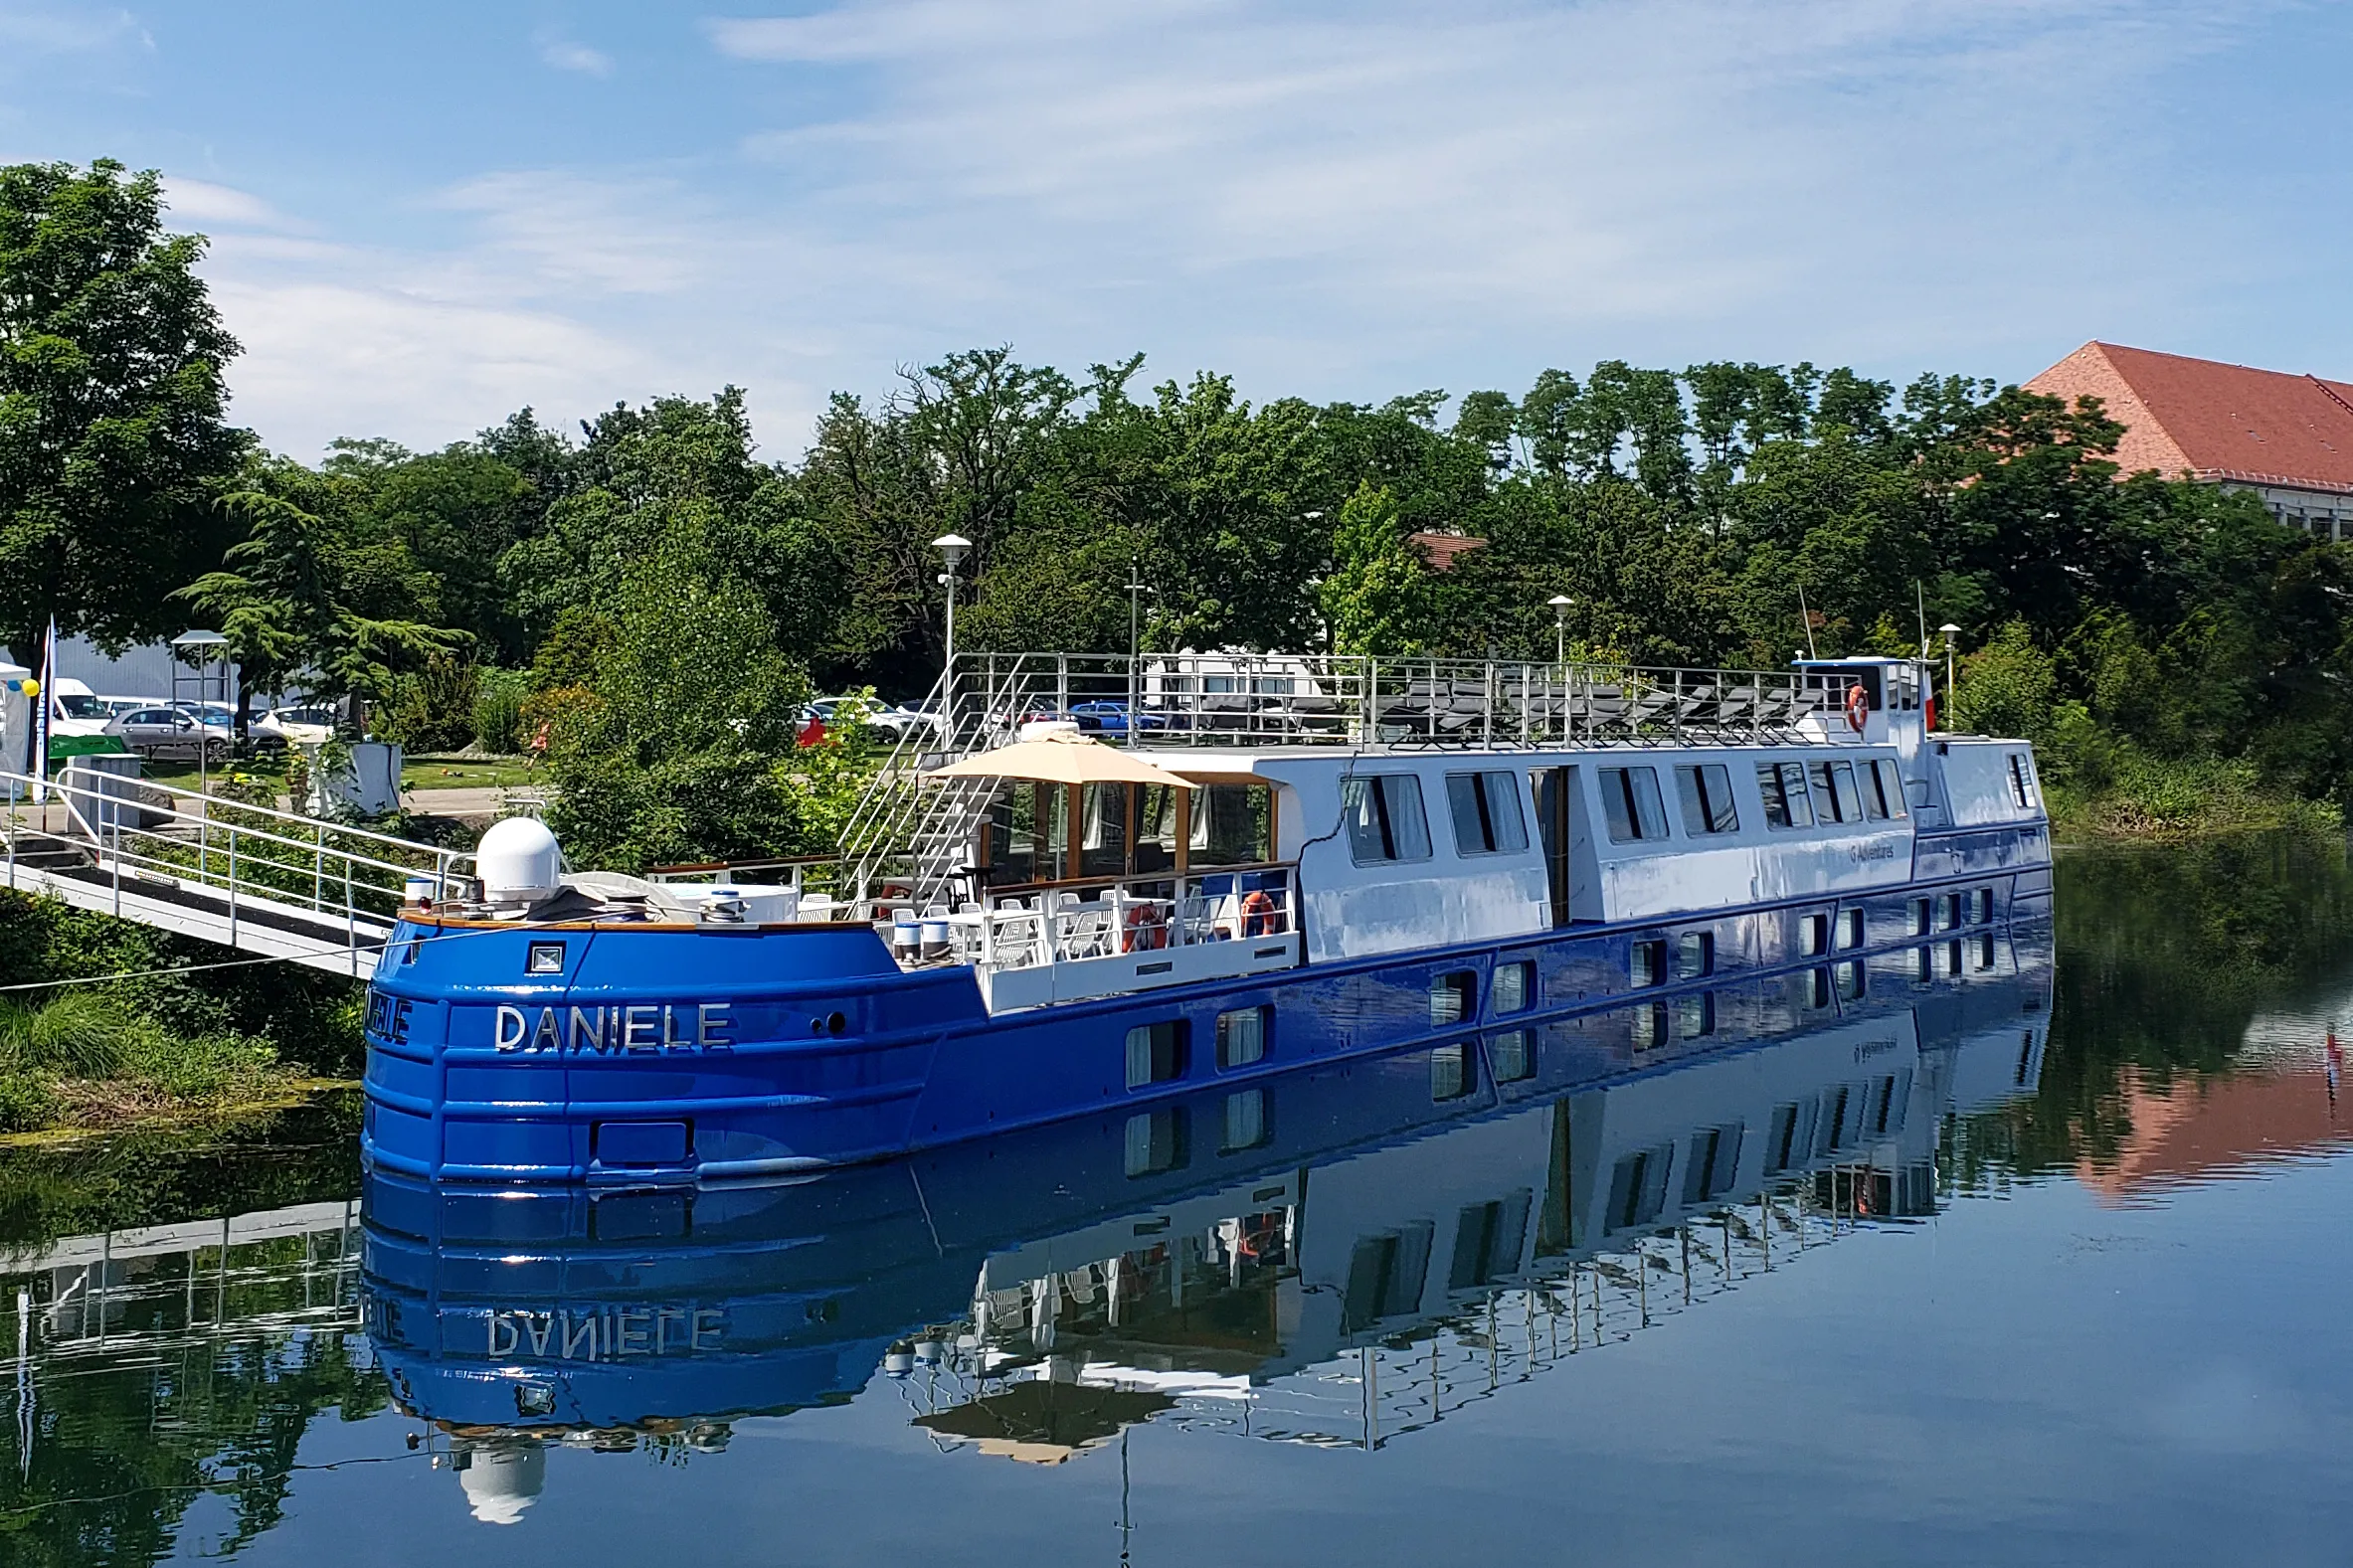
0 159 249 669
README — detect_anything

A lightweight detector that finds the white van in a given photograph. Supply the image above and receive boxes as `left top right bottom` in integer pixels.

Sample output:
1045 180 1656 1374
48 678 113 739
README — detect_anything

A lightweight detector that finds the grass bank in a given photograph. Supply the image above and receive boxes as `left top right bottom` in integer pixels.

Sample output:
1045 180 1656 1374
2043 753 2343 844
0 891 364 1136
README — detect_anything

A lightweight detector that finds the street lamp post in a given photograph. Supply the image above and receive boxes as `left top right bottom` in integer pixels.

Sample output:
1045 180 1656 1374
934 534 971 736
170 628 230 797
1547 596 1573 671
1126 558 1152 750
1937 622 1961 730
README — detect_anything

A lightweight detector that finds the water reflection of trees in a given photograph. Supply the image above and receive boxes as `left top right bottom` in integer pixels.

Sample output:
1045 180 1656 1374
1949 831 2353 1187
0 1100 374 1565
0 1095 360 1256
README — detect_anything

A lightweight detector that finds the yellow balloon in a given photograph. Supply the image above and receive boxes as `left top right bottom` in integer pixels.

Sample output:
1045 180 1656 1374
20 678 37 698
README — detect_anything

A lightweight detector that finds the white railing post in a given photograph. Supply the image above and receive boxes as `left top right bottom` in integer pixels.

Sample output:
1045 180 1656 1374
228 827 239 950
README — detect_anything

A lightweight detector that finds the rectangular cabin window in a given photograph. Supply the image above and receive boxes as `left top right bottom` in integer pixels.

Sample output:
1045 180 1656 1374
1445 770 1531 856
2007 753 2035 809
1758 762 1814 829
1431 1042 1475 1102
1976 932 1998 971
1193 783 1275 867
1125 1021 1186 1090
1124 1109 1188 1176
1841 909 1866 950
1941 892 1963 931
1342 774 1432 865
1430 970 1477 1027
1863 759 1909 821
1631 939 1667 988
1599 767 1670 843
1675 764 1740 835
1807 761 1864 824
1977 888 1996 925
1947 939 1965 976
1678 931 1715 979
1807 966 1833 1009
1493 959 1535 1015
1491 1028 1535 1083
1215 1007 1268 1070
1910 897 1932 937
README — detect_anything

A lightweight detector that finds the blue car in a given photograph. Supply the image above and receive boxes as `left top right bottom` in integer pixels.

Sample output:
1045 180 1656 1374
1067 700 1176 734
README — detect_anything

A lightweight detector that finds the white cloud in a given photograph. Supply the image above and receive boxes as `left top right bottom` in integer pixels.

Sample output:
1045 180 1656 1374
161 177 300 232
180 0 2318 459
0 4 142 56
537 36 614 78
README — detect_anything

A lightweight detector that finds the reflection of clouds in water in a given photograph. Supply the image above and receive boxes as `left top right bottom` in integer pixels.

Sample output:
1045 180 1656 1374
2145 1363 2303 1455
455 1439 547 1525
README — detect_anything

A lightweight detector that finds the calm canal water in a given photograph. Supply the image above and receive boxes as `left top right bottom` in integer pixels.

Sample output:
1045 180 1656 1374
6 835 2353 1566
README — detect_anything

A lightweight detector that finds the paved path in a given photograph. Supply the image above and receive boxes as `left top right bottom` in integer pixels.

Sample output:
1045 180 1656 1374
402 784 547 821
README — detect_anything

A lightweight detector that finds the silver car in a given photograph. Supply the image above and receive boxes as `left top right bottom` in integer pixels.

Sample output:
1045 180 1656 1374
103 706 228 762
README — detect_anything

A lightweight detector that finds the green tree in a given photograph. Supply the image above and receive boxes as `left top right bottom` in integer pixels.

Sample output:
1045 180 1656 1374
0 159 248 671
1318 483 1433 655
173 483 460 720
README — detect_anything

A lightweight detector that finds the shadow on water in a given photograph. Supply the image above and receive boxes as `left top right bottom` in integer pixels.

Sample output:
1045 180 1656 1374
0 836 2349 1560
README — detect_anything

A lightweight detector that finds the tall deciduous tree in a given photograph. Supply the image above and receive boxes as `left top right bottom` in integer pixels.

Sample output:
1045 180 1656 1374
0 159 247 671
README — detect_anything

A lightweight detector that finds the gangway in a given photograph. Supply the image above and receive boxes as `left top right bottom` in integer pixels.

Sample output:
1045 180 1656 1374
1 765 469 980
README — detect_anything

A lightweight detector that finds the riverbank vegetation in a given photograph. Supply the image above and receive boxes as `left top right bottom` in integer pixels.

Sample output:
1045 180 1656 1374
0 891 358 1133
15 157 2353 863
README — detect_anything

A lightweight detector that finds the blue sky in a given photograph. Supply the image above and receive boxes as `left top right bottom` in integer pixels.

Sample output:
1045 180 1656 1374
2 1 2346 460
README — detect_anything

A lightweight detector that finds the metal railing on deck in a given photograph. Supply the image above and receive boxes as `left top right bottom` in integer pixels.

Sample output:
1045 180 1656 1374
915 864 1297 974
2 765 470 968
943 651 1834 750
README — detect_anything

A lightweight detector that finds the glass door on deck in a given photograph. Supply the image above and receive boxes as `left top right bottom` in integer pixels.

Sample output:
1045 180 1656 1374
1533 767 1576 928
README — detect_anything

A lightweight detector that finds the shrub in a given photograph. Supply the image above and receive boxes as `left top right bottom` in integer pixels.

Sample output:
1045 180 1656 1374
473 667 531 754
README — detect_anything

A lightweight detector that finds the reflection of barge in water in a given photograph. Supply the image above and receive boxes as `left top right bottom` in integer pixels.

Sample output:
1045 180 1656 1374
363 651 2050 1179
363 931 2052 1492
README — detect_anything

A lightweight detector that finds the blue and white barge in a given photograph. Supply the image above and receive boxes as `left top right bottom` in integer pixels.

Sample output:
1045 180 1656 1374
361 651 2050 1182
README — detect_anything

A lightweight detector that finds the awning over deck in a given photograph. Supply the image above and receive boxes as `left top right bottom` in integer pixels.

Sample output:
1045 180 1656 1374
925 729 1200 788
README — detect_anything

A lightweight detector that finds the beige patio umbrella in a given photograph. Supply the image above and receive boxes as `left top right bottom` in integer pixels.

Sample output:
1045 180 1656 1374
925 729 1199 788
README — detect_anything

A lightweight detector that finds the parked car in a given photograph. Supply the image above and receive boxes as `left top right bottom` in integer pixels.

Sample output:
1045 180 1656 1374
251 706 338 753
799 696 940 740
46 678 112 738
1068 700 1176 735
103 706 227 762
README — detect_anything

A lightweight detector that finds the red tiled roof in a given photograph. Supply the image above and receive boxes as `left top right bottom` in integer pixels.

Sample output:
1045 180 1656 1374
1406 532 1487 572
2025 341 2353 497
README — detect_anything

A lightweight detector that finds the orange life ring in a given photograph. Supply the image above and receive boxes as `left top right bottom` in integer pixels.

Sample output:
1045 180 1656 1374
1240 889 1280 938
1122 902 1168 953
1843 683 1869 733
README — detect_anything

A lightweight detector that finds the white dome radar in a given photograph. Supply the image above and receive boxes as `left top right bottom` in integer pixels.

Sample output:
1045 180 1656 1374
476 816 563 907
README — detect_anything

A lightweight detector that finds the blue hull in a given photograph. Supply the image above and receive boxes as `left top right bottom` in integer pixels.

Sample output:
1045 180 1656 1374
362 942 2052 1434
362 825 2051 1182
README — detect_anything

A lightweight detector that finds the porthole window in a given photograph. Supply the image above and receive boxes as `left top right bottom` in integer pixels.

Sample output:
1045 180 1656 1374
1215 1006 1268 1070
1430 971 1476 1027
1492 960 1535 1015
1125 1021 1186 1090
1678 932 1715 980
